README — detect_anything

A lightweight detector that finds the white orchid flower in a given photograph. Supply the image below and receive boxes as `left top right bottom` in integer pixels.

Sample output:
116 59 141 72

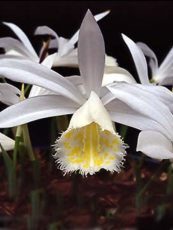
0 11 173 174
1 19 60 97
137 42 173 85
1 11 113 67
1 22 39 61
34 10 117 68
122 34 173 110
121 34 173 86
1 11 118 98
122 33 173 160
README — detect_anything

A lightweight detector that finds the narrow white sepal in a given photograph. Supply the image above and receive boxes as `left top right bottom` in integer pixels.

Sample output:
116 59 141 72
137 42 158 77
3 22 38 58
69 10 110 46
78 10 105 97
122 34 150 85
0 95 78 128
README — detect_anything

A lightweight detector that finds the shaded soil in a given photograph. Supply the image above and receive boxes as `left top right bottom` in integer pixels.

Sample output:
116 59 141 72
0 149 173 230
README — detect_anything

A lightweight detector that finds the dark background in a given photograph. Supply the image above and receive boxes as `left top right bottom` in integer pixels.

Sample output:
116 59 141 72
0 1 173 149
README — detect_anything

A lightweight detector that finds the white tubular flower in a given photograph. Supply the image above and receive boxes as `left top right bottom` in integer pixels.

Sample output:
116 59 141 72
0 10 173 174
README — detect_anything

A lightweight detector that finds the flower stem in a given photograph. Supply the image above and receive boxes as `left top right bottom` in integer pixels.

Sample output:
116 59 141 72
13 125 22 167
22 124 35 161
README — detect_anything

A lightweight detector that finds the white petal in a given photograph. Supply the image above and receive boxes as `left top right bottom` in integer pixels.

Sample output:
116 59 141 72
29 53 58 97
34 25 59 48
52 49 78 67
3 22 38 58
41 53 57 68
107 83 173 140
66 75 83 85
122 34 149 85
0 83 20 105
69 10 110 46
106 99 170 137
105 55 118 67
6 49 26 57
0 95 78 128
159 46 173 76
68 91 115 134
151 53 173 83
78 10 105 96
0 58 85 104
49 39 58 49
66 75 86 96
159 76 173 86
53 50 116 69
132 83 173 110
137 130 173 159
137 42 158 76
58 37 74 57
102 66 136 86
29 86 54 98
0 132 14 151
0 37 38 61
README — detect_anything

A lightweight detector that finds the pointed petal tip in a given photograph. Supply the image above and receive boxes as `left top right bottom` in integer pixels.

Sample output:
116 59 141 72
86 9 110 17
86 9 92 14
2 21 11 27
106 9 111 14
2 21 9 24
98 9 111 16
121 33 127 40
85 9 93 19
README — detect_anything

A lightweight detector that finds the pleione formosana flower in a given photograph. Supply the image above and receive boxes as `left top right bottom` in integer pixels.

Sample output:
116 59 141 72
137 42 173 85
1 11 114 68
55 91 126 175
0 11 173 175
122 34 173 159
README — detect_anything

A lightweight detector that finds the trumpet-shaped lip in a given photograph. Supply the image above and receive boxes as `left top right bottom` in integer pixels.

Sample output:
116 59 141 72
54 122 126 176
53 91 127 176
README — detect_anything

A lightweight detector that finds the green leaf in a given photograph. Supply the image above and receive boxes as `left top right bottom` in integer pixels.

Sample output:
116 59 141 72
0 144 17 198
